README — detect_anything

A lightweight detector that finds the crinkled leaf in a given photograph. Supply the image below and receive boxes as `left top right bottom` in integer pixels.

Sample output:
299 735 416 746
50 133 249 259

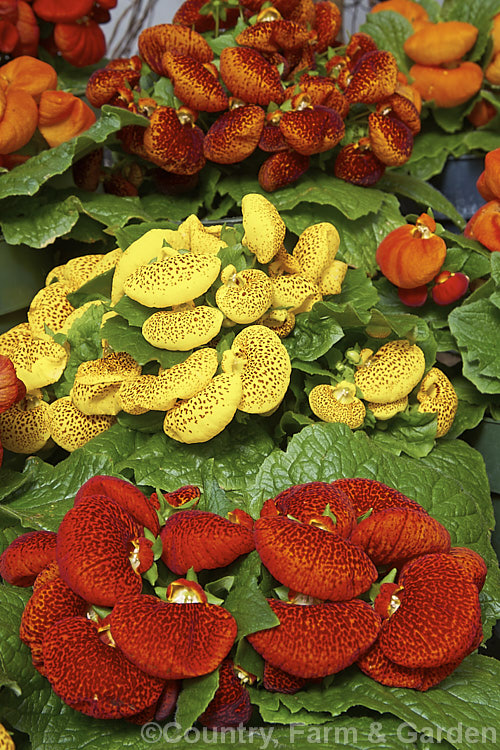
175 670 220 734
52 304 106 399
449 299 500 394
217 170 388 219
100 314 190 368
368 407 437 458
67 268 114 308
223 551 280 640
118 420 276 501
112 296 158 328
283 305 344 363
359 12 413 74
199 459 233 516
248 655 500 750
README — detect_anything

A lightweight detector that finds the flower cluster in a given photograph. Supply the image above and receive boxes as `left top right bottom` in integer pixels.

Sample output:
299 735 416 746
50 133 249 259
371 0 499 127
82 0 420 194
0 193 352 451
0 475 487 726
308 339 458 438
465 147 500 253
0 0 117 68
375 212 470 307
0 55 95 164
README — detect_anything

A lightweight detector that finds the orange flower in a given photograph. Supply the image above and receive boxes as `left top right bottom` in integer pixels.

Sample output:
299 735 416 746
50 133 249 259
0 55 57 100
38 90 96 148
54 19 106 67
481 148 500 200
485 52 500 85
404 21 478 66
12 1 39 57
370 0 429 31
409 62 483 108
466 98 495 128
0 83 38 153
32 0 94 22
464 200 500 253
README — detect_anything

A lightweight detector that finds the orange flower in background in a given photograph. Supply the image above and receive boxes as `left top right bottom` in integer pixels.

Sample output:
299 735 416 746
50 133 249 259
12 1 39 56
0 55 57 100
0 81 37 152
409 61 483 108
31 0 94 23
38 90 96 147
370 0 429 31
404 21 478 66
53 19 106 67
465 200 500 253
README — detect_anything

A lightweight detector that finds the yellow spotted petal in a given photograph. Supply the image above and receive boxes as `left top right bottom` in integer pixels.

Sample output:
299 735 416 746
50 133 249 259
142 306 224 350
242 193 286 264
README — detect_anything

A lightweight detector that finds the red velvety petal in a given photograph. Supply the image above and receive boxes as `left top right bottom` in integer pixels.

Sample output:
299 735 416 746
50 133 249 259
110 593 237 679
345 50 398 103
334 141 385 186
20 576 88 672
219 47 285 106
259 122 288 152
162 51 228 113
173 0 239 32
357 640 465 691
236 19 310 53
56 495 145 606
198 659 252 729
86 68 140 108
350 507 451 567
263 662 308 693
143 106 205 176
449 547 487 591
254 516 377 601
377 93 421 135
138 24 213 75
464 200 500 253
160 509 255 575
247 598 381 678
368 112 413 166
42 617 165 719
32 0 93 22
33 560 60 592
204 105 265 164
54 20 106 68
431 272 469 305
297 73 350 117
279 105 345 155
330 477 425 515
258 149 309 191
74 475 160 536
0 530 57 586
0 353 26 412
313 0 342 54
380 553 482 668
266 481 356 537
150 485 200 509
0 20 19 53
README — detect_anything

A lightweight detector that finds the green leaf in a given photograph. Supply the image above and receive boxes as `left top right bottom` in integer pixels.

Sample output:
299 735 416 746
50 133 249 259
67 268 114 308
283 305 344 362
0 107 148 200
223 551 280 639
200 459 233 516
369 408 437 458
442 0 500 61
0 242 55 316
100 315 190 368
118 421 276 501
52 303 106 399
359 12 413 74
376 173 466 229
248 655 500 749
449 298 500 393
174 669 220 733
218 170 388 219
